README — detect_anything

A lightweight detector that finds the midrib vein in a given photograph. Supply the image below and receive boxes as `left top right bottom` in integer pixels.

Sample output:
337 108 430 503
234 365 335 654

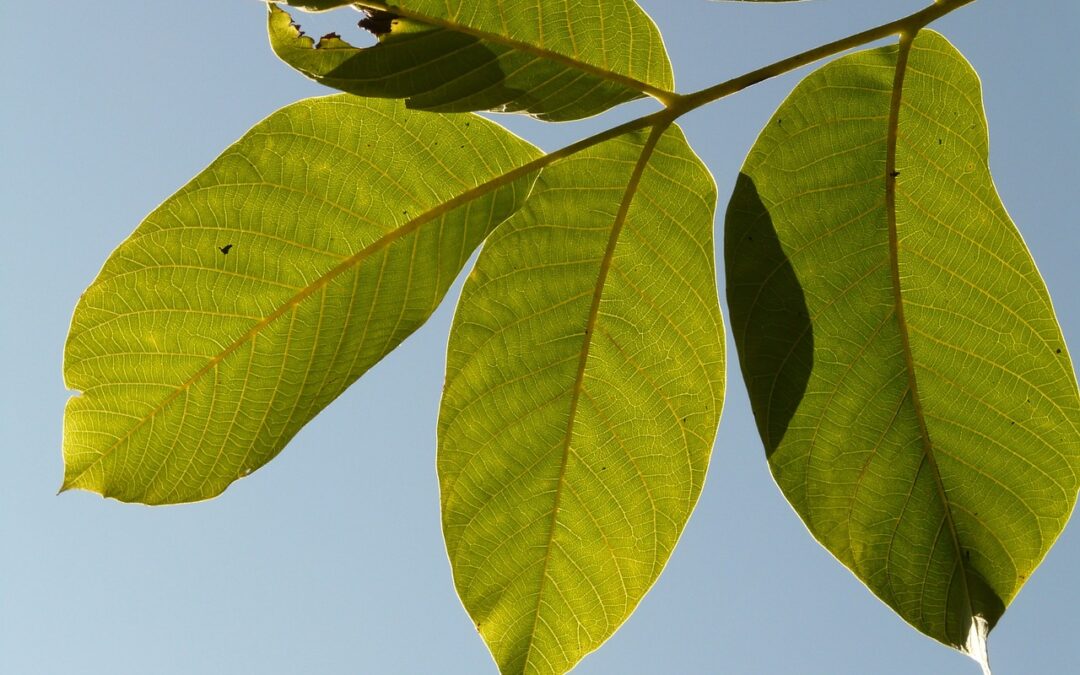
885 33 977 644
521 123 667 671
364 1 676 103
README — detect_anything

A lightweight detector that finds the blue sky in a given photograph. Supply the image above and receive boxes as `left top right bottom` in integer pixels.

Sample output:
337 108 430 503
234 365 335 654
3 1 1078 673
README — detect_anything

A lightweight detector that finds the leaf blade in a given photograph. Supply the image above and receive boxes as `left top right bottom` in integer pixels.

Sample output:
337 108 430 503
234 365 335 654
440 124 725 673
63 95 540 504
726 29 1080 661
269 2 675 121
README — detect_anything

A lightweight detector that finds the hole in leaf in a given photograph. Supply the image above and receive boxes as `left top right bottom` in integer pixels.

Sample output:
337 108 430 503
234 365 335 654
359 9 398 37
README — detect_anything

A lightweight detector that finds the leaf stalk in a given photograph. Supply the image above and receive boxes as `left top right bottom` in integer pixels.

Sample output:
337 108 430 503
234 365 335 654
489 0 980 178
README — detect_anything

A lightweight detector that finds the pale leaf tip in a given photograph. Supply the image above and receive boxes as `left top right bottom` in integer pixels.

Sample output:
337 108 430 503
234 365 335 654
964 614 992 675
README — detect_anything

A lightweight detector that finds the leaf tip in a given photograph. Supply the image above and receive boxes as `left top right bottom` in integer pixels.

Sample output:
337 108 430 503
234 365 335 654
56 474 95 498
964 614 993 675
56 472 87 498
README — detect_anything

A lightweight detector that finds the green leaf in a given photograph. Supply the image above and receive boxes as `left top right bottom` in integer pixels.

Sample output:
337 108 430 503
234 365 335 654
62 95 540 505
278 0 356 10
268 2 675 121
440 123 725 674
726 29 1080 667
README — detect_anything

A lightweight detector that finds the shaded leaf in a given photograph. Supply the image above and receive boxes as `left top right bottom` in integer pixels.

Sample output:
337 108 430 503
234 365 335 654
62 95 540 504
726 30 1080 667
268 1 675 121
440 124 725 673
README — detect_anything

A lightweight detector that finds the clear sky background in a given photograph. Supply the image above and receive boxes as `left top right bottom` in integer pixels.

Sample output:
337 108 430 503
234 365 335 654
3 1 1078 673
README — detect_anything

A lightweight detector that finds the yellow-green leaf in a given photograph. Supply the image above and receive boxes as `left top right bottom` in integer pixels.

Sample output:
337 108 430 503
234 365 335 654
440 123 725 674
62 95 540 504
726 30 1080 668
269 2 675 121
278 0 355 10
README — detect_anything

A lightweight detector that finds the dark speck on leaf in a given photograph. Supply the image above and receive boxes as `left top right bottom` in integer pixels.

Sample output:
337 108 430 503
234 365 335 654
1056 348 1062 354
777 118 783 126
359 9 398 37
889 170 901 178
938 138 943 145
219 244 233 255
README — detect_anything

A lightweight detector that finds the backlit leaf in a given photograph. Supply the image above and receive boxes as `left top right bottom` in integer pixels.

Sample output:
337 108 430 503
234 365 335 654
278 0 356 10
440 123 725 673
269 1 675 121
726 30 1080 668
62 95 540 504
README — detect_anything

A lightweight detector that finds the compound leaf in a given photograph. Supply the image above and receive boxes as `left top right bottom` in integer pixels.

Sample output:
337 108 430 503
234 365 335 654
62 95 540 504
726 30 1080 668
269 1 675 121
440 123 725 674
